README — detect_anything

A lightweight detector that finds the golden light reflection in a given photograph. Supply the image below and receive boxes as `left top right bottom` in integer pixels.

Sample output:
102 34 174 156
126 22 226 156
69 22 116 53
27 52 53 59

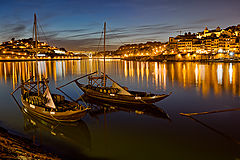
0 60 239 97
217 64 223 85
195 64 198 84
146 62 149 83
163 64 167 90
12 63 15 89
154 62 158 88
229 63 233 84
124 61 128 78
146 62 149 88
137 62 140 83
141 62 144 81
129 61 134 78
0 60 103 89
183 64 186 87
121 61 240 96
4 63 7 83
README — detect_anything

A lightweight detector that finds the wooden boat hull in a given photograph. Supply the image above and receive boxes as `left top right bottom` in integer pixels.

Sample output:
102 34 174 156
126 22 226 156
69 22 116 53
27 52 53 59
78 85 170 104
82 95 171 120
21 96 88 122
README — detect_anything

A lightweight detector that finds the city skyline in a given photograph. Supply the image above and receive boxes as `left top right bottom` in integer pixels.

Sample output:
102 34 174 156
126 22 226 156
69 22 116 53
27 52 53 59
1 0 240 51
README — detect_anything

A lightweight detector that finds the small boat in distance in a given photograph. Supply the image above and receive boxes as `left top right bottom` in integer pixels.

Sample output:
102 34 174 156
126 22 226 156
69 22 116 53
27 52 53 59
57 22 171 104
11 13 88 122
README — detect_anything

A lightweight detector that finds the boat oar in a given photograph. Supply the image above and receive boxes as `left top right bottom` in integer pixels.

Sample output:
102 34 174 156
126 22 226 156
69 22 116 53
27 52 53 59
11 85 22 95
180 107 240 117
24 76 34 83
11 94 22 111
57 71 97 89
56 88 76 102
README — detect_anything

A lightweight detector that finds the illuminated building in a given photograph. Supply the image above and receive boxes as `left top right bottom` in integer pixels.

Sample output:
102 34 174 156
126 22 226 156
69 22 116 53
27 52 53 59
115 41 167 57
166 25 240 60
0 38 65 57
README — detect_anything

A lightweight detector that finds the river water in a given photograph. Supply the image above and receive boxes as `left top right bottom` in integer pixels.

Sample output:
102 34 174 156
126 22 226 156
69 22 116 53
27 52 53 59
0 59 240 160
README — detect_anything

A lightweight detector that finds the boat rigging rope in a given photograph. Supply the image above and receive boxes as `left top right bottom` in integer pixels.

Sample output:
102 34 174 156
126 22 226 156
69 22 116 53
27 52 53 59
36 14 57 48
96 31 104 54
96 29 104 73
107 25 126 46
37 22 51 47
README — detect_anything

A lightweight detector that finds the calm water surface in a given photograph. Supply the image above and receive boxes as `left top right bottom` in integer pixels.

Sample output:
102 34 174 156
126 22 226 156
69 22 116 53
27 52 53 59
0 59 240 160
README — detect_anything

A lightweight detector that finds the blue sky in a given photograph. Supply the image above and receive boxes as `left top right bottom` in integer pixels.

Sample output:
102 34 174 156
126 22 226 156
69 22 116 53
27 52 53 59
0 0 240 51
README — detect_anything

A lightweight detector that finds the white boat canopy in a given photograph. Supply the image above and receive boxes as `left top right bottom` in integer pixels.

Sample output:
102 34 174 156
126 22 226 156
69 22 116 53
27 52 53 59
112 82 132 96
43 87 56 109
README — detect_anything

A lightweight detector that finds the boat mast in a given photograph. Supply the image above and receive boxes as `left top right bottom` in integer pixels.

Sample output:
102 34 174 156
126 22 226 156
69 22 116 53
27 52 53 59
34 13 40 96
103 22 106 87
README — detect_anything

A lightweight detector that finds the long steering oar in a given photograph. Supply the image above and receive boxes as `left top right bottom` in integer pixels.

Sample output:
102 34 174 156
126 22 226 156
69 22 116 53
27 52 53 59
57 71 97 89
180 107 240 117
11 85 23 111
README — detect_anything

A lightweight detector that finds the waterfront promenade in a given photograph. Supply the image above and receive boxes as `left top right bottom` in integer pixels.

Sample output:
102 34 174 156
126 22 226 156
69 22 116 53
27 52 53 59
0 55 82 61
122 54 240 63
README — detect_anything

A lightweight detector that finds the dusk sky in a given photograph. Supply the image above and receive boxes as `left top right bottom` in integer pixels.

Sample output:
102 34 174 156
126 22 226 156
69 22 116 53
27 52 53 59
0 0 240 51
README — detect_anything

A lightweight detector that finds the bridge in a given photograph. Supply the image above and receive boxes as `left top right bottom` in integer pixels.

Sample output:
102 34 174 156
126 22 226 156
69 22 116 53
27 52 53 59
69 51 94 58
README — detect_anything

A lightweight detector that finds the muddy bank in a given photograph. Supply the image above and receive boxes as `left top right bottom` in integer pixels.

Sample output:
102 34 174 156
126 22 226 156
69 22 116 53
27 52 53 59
0 126 60 160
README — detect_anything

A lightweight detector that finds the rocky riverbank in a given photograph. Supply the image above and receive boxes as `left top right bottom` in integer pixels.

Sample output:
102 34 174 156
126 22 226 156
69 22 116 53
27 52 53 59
0 126 60 160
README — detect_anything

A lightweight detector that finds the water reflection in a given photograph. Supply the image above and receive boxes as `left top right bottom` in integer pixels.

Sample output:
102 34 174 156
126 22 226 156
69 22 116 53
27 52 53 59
185 116 240 145
0 60 240 96
2 59 240 160
81 94 170 121
217 64 223 85
21 108 91 159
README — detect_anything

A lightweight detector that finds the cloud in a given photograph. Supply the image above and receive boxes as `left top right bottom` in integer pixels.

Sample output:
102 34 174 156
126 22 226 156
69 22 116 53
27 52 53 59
40 28 89 38
36 23 177 50
191 18 215 25
0 23 28 41
107 27 128 34
66 31 102 39
0 19 206 51
57 29 88 33
12 24 26 33
0 24 26 33
52 38 105 51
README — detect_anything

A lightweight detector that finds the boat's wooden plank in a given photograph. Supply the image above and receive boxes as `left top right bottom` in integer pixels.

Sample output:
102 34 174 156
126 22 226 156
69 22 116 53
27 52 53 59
83 90 169 104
